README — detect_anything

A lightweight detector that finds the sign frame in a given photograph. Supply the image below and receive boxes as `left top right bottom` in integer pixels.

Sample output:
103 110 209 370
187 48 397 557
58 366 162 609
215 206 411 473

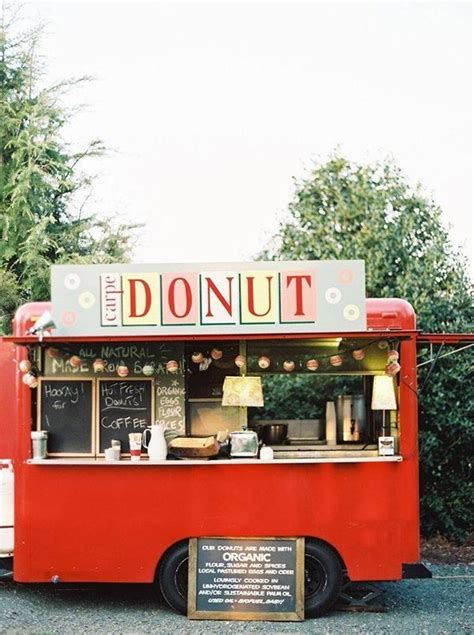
96 377 154 456
51 260 367 337
37 377 95 457
188 536 305 622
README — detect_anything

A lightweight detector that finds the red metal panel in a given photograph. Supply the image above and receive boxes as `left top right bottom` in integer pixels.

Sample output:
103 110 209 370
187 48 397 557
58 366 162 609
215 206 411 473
12 302 52 338
398 336 420 563
365 298 416 331
14 460 418 584
417 333 474 344
0 340 18 459
4 331 419 344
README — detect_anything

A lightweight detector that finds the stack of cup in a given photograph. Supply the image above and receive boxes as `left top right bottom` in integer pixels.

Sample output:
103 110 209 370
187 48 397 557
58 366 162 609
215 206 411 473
31 431 48 459
129 433 142 462
104 441 121 461
111 439 121 460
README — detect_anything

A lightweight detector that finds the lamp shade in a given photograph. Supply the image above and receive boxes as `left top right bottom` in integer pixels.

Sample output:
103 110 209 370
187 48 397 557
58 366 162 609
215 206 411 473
371 375 397 411
222 376 264 407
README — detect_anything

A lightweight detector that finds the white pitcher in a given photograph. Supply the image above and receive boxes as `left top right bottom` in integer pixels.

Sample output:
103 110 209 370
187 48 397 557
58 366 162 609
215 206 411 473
142 423 168 461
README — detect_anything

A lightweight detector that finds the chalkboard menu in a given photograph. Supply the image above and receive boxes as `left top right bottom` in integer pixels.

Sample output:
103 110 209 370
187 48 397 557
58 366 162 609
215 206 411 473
43 342 184 377
97 379 153 453
188 537 304 621
38 379 94 456
155 374 185 436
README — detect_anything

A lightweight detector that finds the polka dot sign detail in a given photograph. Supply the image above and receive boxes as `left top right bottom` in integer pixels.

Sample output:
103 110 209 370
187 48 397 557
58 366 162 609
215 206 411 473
63 273 81 290
325 287 342 304
61 310 77 327
79 292 96 310
338 269 354 284
343 304 360 321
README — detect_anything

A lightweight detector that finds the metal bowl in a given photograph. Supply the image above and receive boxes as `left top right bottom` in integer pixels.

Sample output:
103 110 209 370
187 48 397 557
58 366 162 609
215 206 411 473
261 423 288 445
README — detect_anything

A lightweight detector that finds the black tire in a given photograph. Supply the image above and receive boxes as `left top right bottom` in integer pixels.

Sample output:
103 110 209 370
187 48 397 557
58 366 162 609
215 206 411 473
158 540 189 615
158 538 343 618
304 540 343 617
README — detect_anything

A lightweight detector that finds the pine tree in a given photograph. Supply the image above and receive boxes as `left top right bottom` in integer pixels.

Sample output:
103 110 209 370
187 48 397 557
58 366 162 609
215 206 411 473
0 8 137 332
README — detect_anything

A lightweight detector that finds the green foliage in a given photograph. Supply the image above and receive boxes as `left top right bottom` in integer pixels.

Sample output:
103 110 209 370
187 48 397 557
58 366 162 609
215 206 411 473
250 375 362 421
262 153 473 541
0 10 138 333
417 350 473 540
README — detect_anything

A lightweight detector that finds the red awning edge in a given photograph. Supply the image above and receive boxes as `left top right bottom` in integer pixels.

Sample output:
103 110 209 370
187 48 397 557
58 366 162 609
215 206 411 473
417 333 474 345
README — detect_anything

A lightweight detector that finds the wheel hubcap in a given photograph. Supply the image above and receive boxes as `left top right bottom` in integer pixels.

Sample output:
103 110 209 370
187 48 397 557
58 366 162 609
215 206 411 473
174 556 189 600
305 555 328 599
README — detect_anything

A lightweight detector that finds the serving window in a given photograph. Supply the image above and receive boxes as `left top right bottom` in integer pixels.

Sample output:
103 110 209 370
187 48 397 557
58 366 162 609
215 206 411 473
245 337 401 453
186 342 242 436
34 342 185 457
30 336 401 458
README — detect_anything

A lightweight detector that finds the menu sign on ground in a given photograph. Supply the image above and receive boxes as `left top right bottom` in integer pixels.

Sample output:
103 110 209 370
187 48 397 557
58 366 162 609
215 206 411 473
188 537 304 621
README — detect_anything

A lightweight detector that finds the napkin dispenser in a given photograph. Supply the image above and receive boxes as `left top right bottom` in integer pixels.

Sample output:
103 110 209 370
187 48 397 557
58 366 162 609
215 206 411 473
230 430 259 458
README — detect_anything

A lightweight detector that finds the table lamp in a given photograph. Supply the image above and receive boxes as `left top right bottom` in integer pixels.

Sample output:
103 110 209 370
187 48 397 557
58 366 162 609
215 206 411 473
371 375 397 436
222 376 264 429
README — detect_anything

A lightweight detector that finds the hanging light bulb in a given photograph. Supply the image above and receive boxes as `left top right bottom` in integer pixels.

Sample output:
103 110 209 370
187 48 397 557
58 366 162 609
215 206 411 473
385 361 401 377
283 360 295 372
234 355 246 368
69 355 82 368
46 347 61 359
258 356 271 369
117 364 129 377
329 355 343 367
22 372 38 388
352 349 365 361
93 359 106 373
19 359 32 373
192 352 204 364
166 360 179 373
306 359 319 371
142 364 154 376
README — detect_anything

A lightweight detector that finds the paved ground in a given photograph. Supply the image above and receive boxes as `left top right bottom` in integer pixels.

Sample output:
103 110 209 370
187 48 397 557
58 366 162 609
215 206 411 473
0 564 472 634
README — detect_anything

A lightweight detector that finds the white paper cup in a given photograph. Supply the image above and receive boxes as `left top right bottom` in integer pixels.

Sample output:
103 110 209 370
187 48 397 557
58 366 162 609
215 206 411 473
104 448 115 461
260 446 274 460
31 431 48 459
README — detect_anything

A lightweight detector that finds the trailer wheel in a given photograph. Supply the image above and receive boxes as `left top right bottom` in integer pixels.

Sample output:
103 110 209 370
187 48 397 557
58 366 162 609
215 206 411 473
304 540 343 617
158 540 189 615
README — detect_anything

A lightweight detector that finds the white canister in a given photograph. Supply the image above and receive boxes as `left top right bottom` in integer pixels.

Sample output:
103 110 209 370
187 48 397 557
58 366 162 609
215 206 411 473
260 446 274 460
31 431 48 459
0 460 14 556
105 447 121 461
378 436 395 456
325 401 337 445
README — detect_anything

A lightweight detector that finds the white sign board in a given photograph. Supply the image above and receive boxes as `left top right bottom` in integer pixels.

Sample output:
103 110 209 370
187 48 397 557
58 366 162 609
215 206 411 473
50 260 366 336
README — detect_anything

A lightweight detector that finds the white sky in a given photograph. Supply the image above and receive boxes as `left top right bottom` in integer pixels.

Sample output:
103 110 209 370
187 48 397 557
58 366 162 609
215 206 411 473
23 1 473 272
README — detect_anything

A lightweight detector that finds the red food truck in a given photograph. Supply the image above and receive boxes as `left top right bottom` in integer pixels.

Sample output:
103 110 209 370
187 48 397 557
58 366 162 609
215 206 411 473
0 260 440 620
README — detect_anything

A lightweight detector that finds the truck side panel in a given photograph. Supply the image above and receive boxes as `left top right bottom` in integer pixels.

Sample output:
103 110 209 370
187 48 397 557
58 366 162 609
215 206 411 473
14 460 417 583
0 340 19 461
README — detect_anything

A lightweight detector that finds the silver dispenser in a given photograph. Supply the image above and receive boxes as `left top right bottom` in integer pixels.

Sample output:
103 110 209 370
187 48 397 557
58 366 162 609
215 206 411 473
335 394 366 442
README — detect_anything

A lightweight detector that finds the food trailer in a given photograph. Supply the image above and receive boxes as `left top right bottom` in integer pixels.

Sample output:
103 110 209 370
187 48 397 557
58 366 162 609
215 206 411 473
0 260 433 620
